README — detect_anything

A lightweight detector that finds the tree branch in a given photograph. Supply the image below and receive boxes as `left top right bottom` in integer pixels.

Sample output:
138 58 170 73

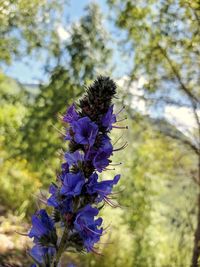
157 44 200 104
161 131 199 156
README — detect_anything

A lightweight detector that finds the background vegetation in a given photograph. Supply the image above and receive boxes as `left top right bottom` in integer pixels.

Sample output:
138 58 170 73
0 0 199 266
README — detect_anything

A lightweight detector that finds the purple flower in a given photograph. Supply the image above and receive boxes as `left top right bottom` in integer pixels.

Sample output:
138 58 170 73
28 210 57 245
102 105 116 130
63 104 79 123
74 205 103 252
29 77 123 261
30 245 56 266
100 135 113 154
60 172 85 196
61 162 69 173
47 184 72 214
64 151 84 167
65 127 74 141
48 195 72 214
72 117 98 146
86 173 120 202
49 183 57 195
93 136 113 172
93 151 110 172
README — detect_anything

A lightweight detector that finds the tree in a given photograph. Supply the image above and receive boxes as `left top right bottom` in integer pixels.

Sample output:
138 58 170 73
115 115 195 266
108 0 200 265
0 0 65 64
0 73 41 214
21 3 112 180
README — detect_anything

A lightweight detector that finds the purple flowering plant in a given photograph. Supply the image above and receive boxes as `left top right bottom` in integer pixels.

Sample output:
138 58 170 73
28 77 127 266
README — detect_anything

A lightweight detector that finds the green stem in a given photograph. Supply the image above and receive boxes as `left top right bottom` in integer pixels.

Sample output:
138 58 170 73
51 227 68 267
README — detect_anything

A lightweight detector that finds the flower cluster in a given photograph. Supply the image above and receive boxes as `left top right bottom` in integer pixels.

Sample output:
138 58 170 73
28 76 126 266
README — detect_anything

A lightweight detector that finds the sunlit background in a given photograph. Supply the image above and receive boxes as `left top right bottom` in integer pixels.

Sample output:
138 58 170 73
0 0 199 266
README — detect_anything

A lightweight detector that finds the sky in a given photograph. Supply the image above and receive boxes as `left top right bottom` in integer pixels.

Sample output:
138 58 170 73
117 76 199 137
2 0 130 85
1 0 198 133
2 1 103 84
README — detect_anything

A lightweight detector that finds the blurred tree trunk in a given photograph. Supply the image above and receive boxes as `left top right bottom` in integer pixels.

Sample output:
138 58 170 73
191 130 200 267
192 192 200 267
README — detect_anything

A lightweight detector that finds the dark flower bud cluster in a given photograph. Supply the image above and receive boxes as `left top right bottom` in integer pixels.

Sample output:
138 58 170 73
28 76 126 266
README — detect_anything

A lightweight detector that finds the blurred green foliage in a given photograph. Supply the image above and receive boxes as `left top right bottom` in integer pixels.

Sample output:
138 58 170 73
21 3 112 182
109 0 200 101
0 0 64 63
0 1 199 266
0 73 41 215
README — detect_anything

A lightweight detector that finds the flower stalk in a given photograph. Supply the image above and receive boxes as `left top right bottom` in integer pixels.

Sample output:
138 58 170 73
28 76 126 266
51 227 69 267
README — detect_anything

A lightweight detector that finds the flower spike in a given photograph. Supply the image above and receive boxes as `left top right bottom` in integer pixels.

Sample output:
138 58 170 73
28 76 126 266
